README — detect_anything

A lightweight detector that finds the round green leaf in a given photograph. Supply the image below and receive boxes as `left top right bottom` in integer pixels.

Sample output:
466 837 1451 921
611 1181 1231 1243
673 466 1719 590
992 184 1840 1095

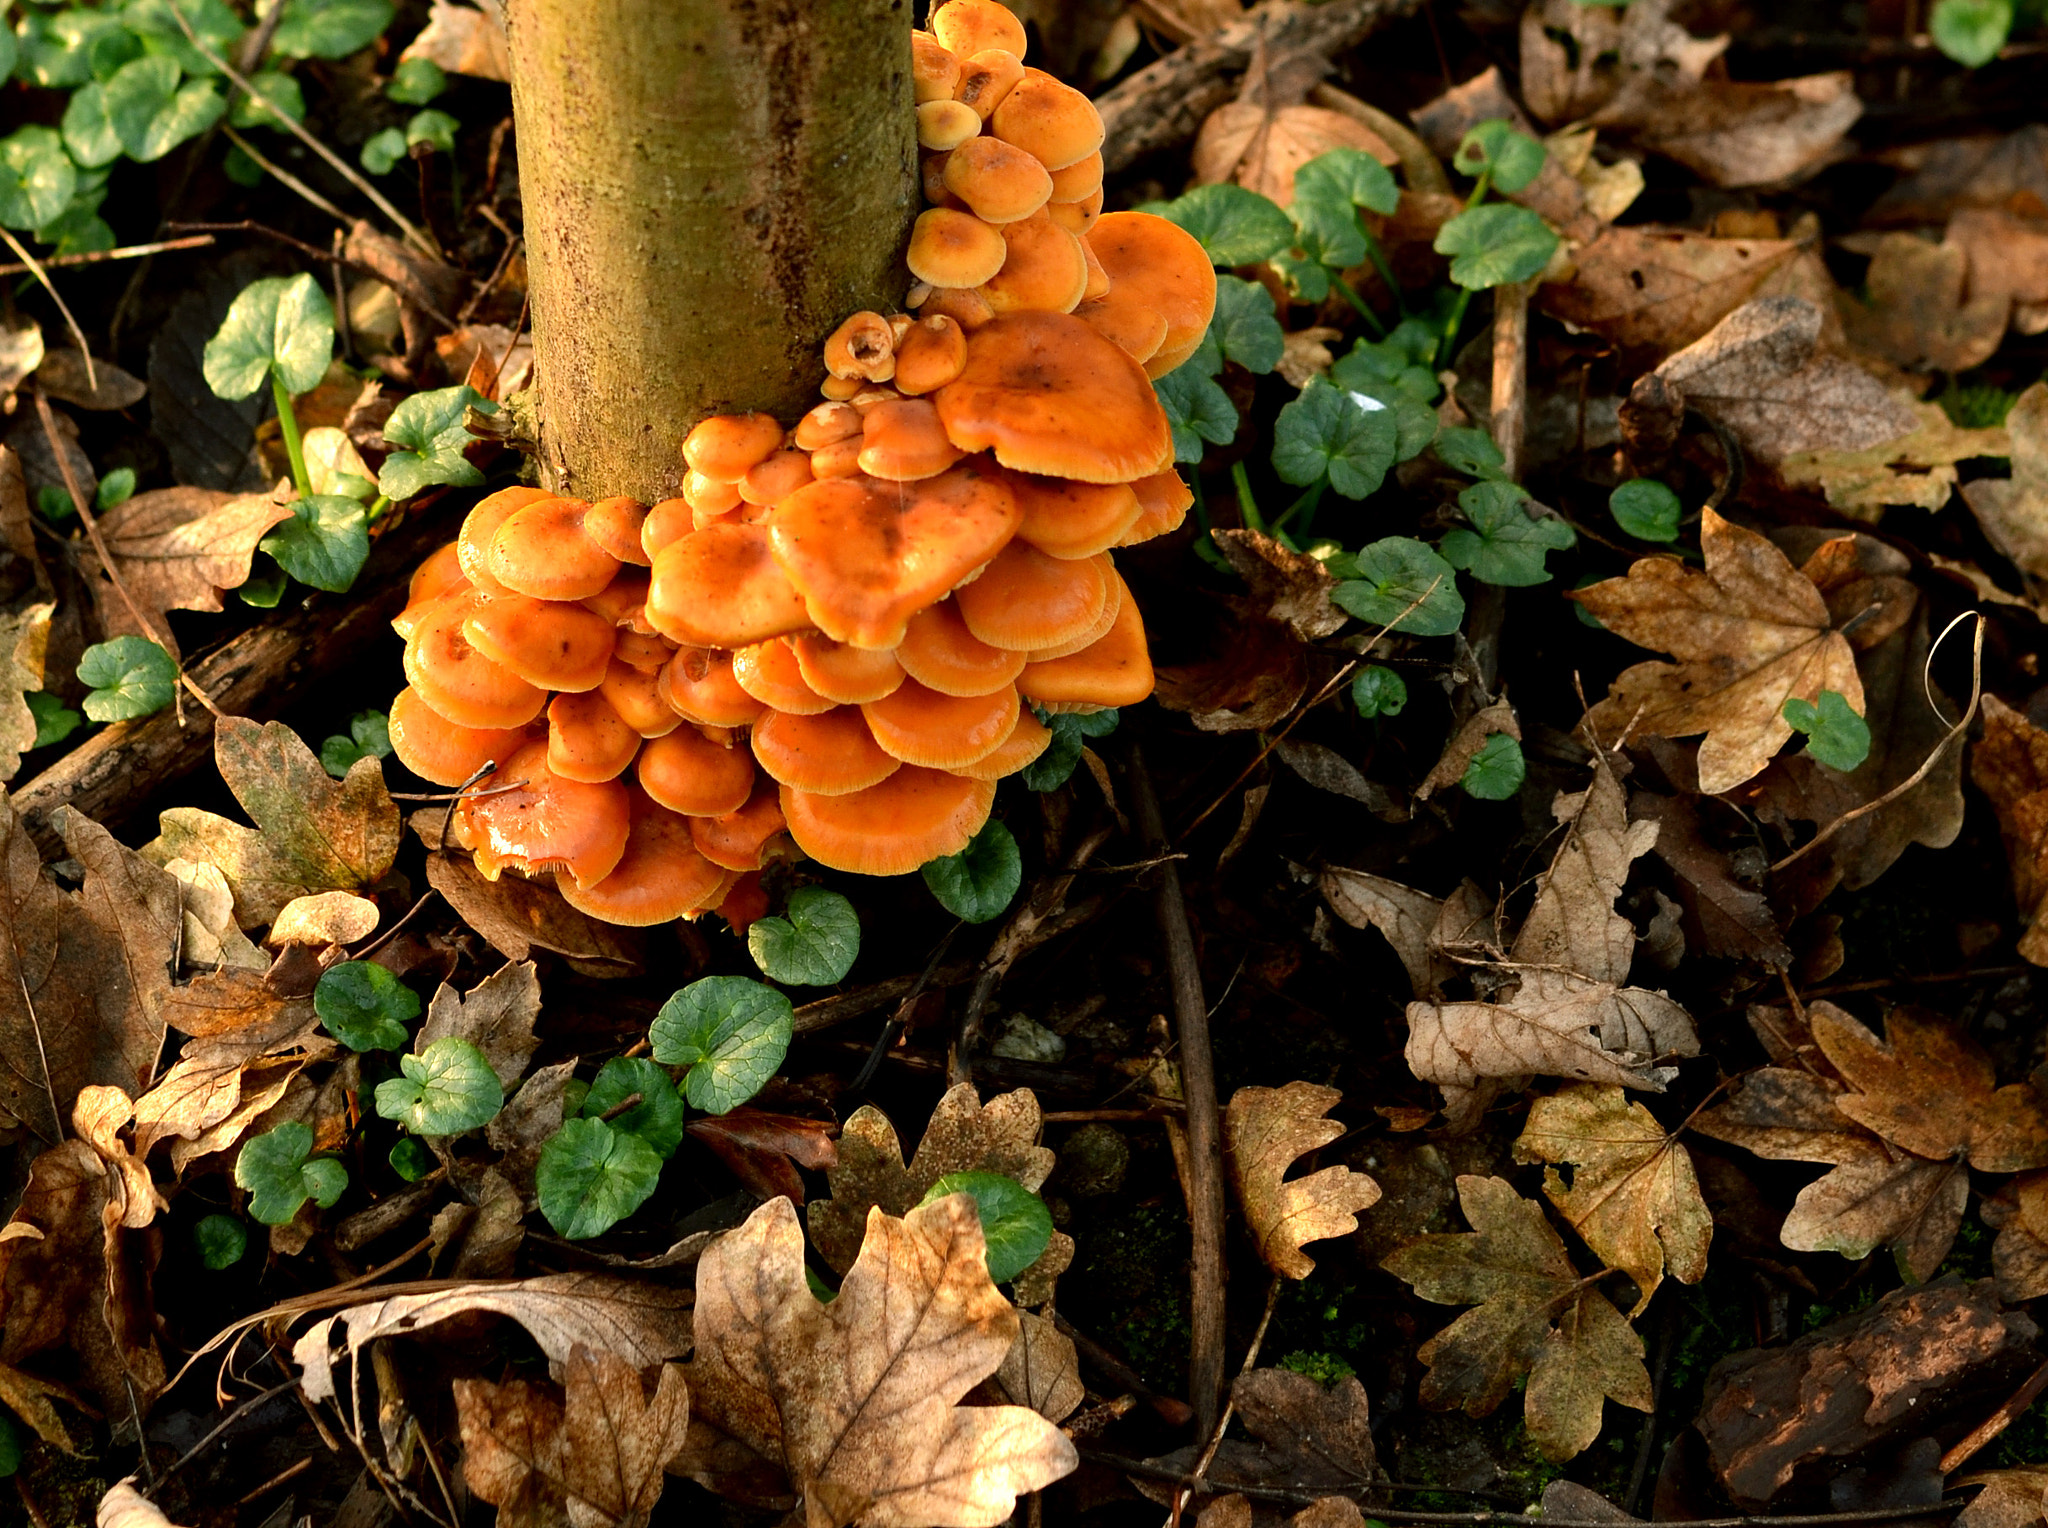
1020 707 1117 792
1454 119 1548 193
314 960 420 1052
536 1116 663 1240
267 0 398 60
28 693 82 750
1932 0 2014 65
202 272 336 400
1461 733 1526 800
262 494 372 592
1783 689 1872 773
1440 481 1575 587
405 107 458 154
923 820 1022 924
0 127 78 231
748 886 860 986
1434 203 1561 291
1351 666 1408 718
377 384 491 499
122 0 247 76
389 1135 436 1182
376 1036 503 1136
1211 276 1284 375
1332 537 1464 637
1610 478 1682 542
134 78 225 161
649 976 794 1115
77 635 177 722
1434 426 1512 483
1152 182 1294 266
15 10 121 89
360 126 407 176
387 56 447 105
1272 377 1399 500
1154 360 1238 464
581 1056 686 1159
230 69 307 130
1330 335 1438 404
322 708 391 776
236 1120 347 1224
921 1171 1053 1285
192 1212 248 1270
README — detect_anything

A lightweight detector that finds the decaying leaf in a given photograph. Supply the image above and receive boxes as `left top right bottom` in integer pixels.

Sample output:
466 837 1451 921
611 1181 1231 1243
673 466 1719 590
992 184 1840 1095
1415 698 1520 802
1541 227 1798 355
1946 209 2048 333
1225 1082 1380 1278
1970 696 2048 965
402 0 510 82
1959 1469 2048 1528
1142 1366 1383 1506
1841 232 2010 374
1381 1175 1652 1462
1982 1173 2048 1305
95 1481 190 1528
1628 793 1791 965
1963 383 2048 584
73 1086 163 1231
1512 1084 1710 1314
417 959 541 1089
266 891 378 948
163 859 267 972
87 485 295 656
423 849 646 977
996 1310 1084 1423
1194 102 1396 207
1593 69 1861 191
1320 867 1460 997
1211 529 1348 641
685 1194 1077 1527
1781 398 2008 518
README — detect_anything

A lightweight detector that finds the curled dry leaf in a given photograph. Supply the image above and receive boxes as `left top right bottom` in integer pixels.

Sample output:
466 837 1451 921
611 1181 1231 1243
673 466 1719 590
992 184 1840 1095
1414 698 1520 802
417 959 542 1089
1628 793 1791 965
86 485 296 657
1981 1172 2048 1304
423 846 647 977
1963 384 2048 585
1320 867 1461 998
266 891 379 948
1211 529 1349 642
685 1194 1077 1528
402 0 510 82
163 859 266 971
1541 227 1798 356
1225 1081 1380 1279
0 600 53 786
96 1481 189 1528
996 1309 1084 1423
1593 68 1860 191
72 1085 163 1231
1840 232 2010 374
1194 102 1396 207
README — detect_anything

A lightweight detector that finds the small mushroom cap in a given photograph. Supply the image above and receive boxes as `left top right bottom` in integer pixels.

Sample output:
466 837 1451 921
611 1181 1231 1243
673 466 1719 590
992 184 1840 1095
951 704 1052 780
1044 184 1103 236
991 68 1104 170
556 789 729 926
682 471 745 519
643 498 696 558
1080 235 1111 302
981 213 1089 315
862 678 1021 769
932 311 1174 483
580 567 654 630
1087 212 1218 378
732 638 835 715
1008 471 1143 560
1025 556 1120 659
795 401 864 450
646 522 813 649
490 497 621 601
752 706 904 795
1048 150 1103 203
1120 469 1195 546
458 486 554 597
658 647 768 729
769 460 1021 650
598 657 682 738
691 780 790 872
781 766 996 876
456 740 632 889
821 373 865 402
897 599 1027 696
388 685 531 787
547 690 642 784
893 317 969 396
463 593 617 693
917 285 997 332
955 47 1025 120
638 724 758 816
738 448 816 507
790 634 906 705
404 592 547 730
396 541 468 641
943 137 1052 224
857 398 968 482
1019 577 1153 710
911 30 962 103
824 311 897 382
1072 292 1168 366
612 628 677 675
682 412 787 483
932 0 1027 60
908 208 1008 290
954 537 1109 650
809 438 865 480
918 99 982 153
584 496 653 566
710 868 767 931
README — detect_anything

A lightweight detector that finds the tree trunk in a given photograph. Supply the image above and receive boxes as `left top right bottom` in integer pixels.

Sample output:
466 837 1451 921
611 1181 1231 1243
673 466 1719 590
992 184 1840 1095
504 0 916 502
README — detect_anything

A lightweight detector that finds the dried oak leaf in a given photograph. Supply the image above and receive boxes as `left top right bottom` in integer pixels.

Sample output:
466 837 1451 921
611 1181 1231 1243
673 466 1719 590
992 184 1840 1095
1540 226 1798 356
1958 1468 2048 1528
1571 508 1863 795
1963 384 2048 585
1840 232 2010 375
402 0 510 82
1225 1082 1381 1278
996 1310 1083 1423
417 959 541 1089
1140 1366 1382 1506
147 716 399 928
1591 69 1860 190
1380 1174 1652 1462
86 484 294 658
685 1194 1076 1528
1511 1083 1711 1315
454 1342 689 1528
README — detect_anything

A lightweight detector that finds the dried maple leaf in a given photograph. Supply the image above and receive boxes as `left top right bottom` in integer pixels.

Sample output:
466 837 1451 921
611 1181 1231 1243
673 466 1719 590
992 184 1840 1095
85 485 294 658
1540 227 1798 355
996 1310 1083 1422
1981 1172 2048 1303
1225 1082 1380 1278
1512 1084 1710 1315
455 1342 690 1528
685 1194 1076 1527
1841 232 2009 374
1964 384 2048 586
1195 103 1395 206
1321 868 1467 998
1592 68 1860 190
1381 1175 1652 1462
1141 1367 1383 1505
147 716 399 928
417 960 541 1089
1628 793 1790 964
1571 508 1864 795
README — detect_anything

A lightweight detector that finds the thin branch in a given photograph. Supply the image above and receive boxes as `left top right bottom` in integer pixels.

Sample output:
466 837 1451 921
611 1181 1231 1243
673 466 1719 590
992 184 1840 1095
0 226 95 392
1170 1277 1283 1526
219 125 353 227
0 234 216 277
1942 1355 2048 1473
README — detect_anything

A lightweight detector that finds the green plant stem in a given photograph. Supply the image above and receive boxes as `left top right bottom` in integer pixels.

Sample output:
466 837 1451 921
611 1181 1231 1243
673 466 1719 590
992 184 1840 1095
1273 481 1325 540
1436 168 1491 370
1190 468 1230 571
1353 217 1407 317
271 373 311 500
1232 461 1267 535
366 495 393 522
1332 276 1388 337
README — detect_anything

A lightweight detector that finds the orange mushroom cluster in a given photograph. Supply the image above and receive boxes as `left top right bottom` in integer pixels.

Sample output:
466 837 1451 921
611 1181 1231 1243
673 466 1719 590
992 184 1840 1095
385 0 1213 922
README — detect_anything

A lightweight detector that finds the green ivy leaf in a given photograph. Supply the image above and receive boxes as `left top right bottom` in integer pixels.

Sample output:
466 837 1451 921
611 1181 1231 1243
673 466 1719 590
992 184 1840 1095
122 0 247 76
1330 330 1438 405
386 56 447 105
1435 203 1561 290
405 107 458 154
1783 689 1872 772
264 0 396 60
1332 537 1464 637
1454 119 1548 193
193 1212 248 1269
581 1056 686 1159
920 1171 1053 1284
235 1120 347 1224
388 1135 435 1182
62 54 178 168
1440 481 1576 587
78 635 177 722
747 885 860 985
16 10 122 89
1150 182 1295 266
1154 360 1238 464
1211 276 1284 375
923 819 1022 924
262 494 371 592
360 126 407 176
1609 478 1682 542
202 272 335 399
1434 426 1514 483
536 1116 663 1240
649 976 793 1114
0 127 78 231
27 692 82 749
1932 0 2014 65
1332 379 1438 464
377 384 491 500
320 709 391 777
229 68 306 130
1287 147 1400 270
1021 707 1117 792
1271 248 1332 303
376 1036 503 1136
96 467 138 510
1351 666 1408 718
1272 376 1399 500
1461 733 1526 800
314 959 420 1052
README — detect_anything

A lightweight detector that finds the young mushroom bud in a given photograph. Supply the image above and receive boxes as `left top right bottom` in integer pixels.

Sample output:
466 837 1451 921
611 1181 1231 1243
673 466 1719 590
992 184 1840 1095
794 401 864 450
821 373 865 402
932 0 1028 60
918 99 982 152
943 137 1052 224
639 726 758 816
911 31 962 103
857 398 966 481
954 47 1025 120
823 310 898 382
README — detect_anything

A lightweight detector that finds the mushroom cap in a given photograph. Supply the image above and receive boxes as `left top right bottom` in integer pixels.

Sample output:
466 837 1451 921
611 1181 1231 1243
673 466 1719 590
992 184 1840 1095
404 592 547 730
862 679 1021 769
918 285 997 332
580 567 653 630
682 412 786 483
955 47 1025 120
1071 293 1167 365
951 704 1052 780
893 317 969 396
612 628 677 675
388 685 531 787
556 789 729 926
395 540 469 641
918 99 982 153
738 448 816 507
646 522 813 649
981 214 1089 315
1048 150 1103 203
690 780 790 872
658 647 768 728
809 438 865 480
896 599 1028 696
1019 577 1153 710
490 497 620 602
911 30 962 103
1080 235 1111 302
781 767 996 876
991 68 1103 170
1120 468 1194 546
954 536 1109 651
1087 212 1218 378
456 740 632 889
857 398 967 482
462 593 617 693
682 471 744 519
1044 184 1103 236
638 725 757 817
824 311 897 383
908 208 1008 290
710 868 767 931
598 657 682 738
752 706 904 796
547 689 642 784
790 634 907 705
458 486 553 597
932 0 1027 60
795 401 864 450
732 638 835 715
642 497 696 559
943 136 1052 224
1007 469 1143 560
584 496 652 566
769 460 1020 650
1026 558 1121 659
932 311 1173 482
821 373 865 402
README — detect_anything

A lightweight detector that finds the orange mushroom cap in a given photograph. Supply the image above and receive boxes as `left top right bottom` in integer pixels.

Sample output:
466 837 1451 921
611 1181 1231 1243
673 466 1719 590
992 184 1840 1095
954 537 1109 651
463 593 617 693
388 685 531 787
981 213 1089 315
711 868 768 931
991 67 1104 170
908 208 1008 290
893 316 969 396
795 401 864 450
584 496 652 567
932 311 1174 483
691 780 790 872
951 704 1052 781
824 311 897 383
682 471 745 520
682 412 786 483
1079 236 1111 302
643 497 696 558
638 725 757 817
580 567 653 630
1121 468 1195 546
490 497 620 602
598 657 682 738
752 706 904 796
1019 578 1153 711
1044 184 1103 236
403 592 547 731
955 48 1025 121
1007 471 1143 560
809 438 866 480
613 628 677 674
455 740 632 889
781 767 996 876
917 285 997 332
732 638 836 715
658 647 768 729
458 486 553 598
933 0 1027 60
1026 557 1121 659
547 690 642 784
1087 212 1219 379
739 448 816 508
1072 292 1168 367
918 99 982 153
862 679 1021 769
646 521 813 649
943 137 1052 224
395 540 468 641
768 460 1021 650
857 398 968 482
896 599 1028 696
556 789 730 926
911 31 962 104
790 634 907 705
1048 150 1104 204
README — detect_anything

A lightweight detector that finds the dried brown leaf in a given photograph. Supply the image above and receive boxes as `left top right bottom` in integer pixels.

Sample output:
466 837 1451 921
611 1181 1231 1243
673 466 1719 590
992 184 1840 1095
96 1481 189 1528
87 484 294 655
163 860 266 971
72 1086 162 1230
1782 398 2008 517
423 848 646 976
1153 601 1308 734
1593 70 1860 190
1957 1470 2048 1528
1225 1082 1380 1278
35 349 144 411
1629 793 1790 964
1841 232 2010 374
1194 101 1395 206
1140 1366 1381 1505
1870 124 2048 225
996 1310 1084 1422
1541 227 1798 355
1211 529 1347 641
418 959 541 1089
1963 384 2048 584
1320 868 1455 997
1415 698 1520 802
1520 0 1626 125
402 0 509 82
266 891 378 948
1947 209 2048 329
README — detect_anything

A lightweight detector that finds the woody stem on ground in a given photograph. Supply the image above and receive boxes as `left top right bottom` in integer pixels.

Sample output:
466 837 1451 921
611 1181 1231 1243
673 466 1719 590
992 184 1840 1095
272 374 312 500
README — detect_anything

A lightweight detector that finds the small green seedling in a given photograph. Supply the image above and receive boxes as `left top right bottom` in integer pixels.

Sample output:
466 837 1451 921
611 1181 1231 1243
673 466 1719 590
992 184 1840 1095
78 635 177 722
1610 479 1683 542
192 1213 249 1270
376 1036 504 1136
1461 733 1527 800
580 1056 687 1159
536 1116 663 1240
321 709 392 776
236 1120 348 1224
924 819 1022 923
1351 666 1408 719
1021 706 1117 791
1331 538 1465 637
650 976 794 1114
1783 690 1871 772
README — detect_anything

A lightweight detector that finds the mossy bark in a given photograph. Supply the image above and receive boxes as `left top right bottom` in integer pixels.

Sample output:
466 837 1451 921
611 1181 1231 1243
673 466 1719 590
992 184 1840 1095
505 0 916 501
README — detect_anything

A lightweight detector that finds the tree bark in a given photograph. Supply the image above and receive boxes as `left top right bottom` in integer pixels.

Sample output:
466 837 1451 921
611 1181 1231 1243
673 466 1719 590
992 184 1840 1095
504 0 917 502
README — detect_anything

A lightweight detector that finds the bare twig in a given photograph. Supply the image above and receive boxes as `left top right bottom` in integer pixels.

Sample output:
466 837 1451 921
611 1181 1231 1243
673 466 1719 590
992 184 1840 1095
219 126 354 226
1051 1312 1195 1427
0 234 215 277
0 227 95 391
13 1478 51 1528
1942 1356 2048 1473
1489 279 1529 483
1170 1277 1283 1526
